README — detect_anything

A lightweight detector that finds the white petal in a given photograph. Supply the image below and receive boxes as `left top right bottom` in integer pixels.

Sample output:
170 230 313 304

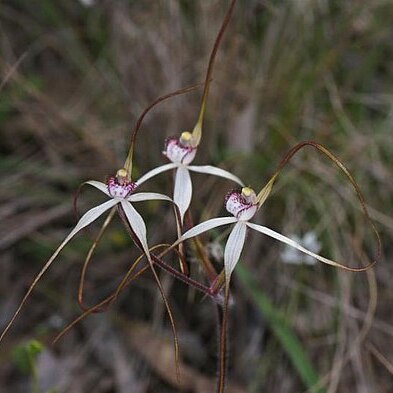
0 198 118 342
120 200 150 260
128 192 173 203
188 165 244 186
85 180 111 196
247 222 346 269
174 166 192 224
178 217 237 242
71 199 119 235
224 222 247 282
136 163 177 186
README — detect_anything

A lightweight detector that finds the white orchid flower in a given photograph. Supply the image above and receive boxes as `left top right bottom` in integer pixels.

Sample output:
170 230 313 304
173 185 371 287
85 168 173 260
0 168 172 342
135 131 244 224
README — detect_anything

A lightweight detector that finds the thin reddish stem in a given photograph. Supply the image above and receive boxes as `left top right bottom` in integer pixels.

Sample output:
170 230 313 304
195 0 237 129
124 83 204 177
116 206 217 298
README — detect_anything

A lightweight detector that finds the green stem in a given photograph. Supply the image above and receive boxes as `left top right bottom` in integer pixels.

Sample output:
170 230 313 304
30 354 41 393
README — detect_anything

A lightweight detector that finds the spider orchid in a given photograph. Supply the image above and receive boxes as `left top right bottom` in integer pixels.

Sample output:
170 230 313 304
0 82 222 384
172 141 381 287
170 141 382 393
0 168 172 343
172 186 350 287
135 0 240 224
0 82 209 350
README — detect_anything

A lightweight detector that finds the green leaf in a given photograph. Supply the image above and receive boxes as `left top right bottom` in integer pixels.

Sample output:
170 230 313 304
237 265 326 393
12 339 44 375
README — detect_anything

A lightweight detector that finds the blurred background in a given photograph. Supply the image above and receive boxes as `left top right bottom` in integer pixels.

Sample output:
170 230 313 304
0 0 392 392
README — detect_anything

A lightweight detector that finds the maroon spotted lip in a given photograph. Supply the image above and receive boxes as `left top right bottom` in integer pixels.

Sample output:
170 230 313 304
163 137 197 165
107 177 137 198
225 189 258 221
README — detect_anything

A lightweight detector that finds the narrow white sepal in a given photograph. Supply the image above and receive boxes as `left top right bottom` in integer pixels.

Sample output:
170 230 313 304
177 217 237 243
174 166 192 224
246 222 343 269
136 163 177 186
224 221 247 283
188 165 244 186
85 180 111 196
70 198 119 236
43 198 118 272
0 197 119 343
128 192 173 203
120 200 151 262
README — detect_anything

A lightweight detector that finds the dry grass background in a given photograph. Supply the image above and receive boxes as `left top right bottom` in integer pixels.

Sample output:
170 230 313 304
0 0 392 392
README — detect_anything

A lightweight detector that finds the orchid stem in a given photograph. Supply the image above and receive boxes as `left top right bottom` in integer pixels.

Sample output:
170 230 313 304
123 83 204 178
217 283 230 393
192 0 237 145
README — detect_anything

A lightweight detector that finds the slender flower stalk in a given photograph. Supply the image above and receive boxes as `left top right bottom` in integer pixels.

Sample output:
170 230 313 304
135 0 241 224
122 84 204 181
52 242 221 345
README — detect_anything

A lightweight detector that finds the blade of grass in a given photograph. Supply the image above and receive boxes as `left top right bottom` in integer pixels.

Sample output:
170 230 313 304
236 264 326 393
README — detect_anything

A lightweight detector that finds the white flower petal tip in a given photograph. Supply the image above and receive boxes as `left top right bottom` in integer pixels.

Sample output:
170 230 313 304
107 176 137 198
164 135 197 165
225 187 258 221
